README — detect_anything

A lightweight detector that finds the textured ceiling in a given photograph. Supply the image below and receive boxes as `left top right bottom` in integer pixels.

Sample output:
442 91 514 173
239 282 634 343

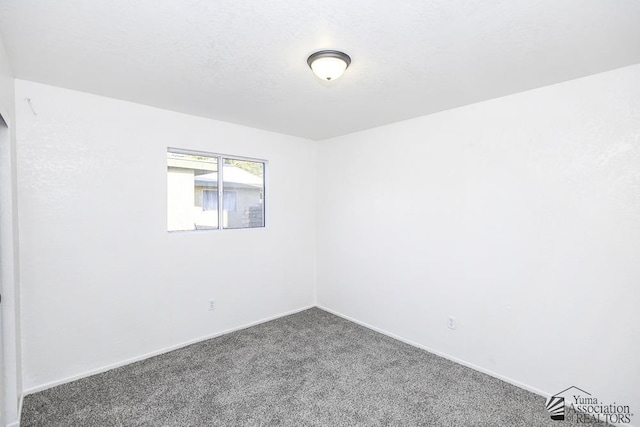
0 0 639 140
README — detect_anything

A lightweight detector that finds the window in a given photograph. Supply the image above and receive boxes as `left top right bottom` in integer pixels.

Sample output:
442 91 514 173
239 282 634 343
167 149 265 231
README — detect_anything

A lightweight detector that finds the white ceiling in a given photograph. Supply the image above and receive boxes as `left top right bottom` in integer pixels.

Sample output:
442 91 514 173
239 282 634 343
1 0 639 140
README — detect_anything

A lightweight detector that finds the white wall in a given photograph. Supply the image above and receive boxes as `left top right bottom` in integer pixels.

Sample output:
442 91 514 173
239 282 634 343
317 64 640 414
15 80 317 392
0 32 22 427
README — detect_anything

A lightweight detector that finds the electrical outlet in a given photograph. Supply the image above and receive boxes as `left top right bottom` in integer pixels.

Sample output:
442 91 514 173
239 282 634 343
447 316 456 330
209 299 216 311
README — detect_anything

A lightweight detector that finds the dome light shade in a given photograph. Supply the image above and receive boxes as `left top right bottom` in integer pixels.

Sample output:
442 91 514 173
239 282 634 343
307 50 351 81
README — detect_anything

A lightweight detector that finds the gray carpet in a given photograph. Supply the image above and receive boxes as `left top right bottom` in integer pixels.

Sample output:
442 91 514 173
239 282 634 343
21 308 589 426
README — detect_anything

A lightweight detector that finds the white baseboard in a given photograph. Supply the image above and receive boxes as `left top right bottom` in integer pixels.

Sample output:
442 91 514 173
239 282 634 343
23 304 315 396
316 304 551 398
316 307 638 427
17 304 638 427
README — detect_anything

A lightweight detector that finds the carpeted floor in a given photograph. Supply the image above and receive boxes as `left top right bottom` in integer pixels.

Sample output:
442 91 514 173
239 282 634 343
22 308 587 426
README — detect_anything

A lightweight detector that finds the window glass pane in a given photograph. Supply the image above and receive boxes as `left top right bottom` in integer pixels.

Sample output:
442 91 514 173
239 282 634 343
222 158 265 229
202 189 218 211
167 152 219 231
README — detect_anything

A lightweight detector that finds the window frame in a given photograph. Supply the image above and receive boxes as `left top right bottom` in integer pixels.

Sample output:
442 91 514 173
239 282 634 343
167 147 267 232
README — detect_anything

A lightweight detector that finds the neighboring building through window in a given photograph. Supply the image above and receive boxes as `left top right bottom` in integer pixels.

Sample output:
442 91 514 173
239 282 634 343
167 149 265 231
202 190 237 212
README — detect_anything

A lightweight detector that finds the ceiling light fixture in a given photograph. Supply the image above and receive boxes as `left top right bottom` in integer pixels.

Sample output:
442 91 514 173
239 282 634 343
307 50 351 81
